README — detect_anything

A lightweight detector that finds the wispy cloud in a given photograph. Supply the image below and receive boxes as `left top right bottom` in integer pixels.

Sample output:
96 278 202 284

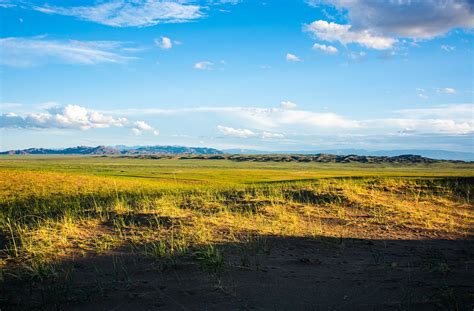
286 53 301 62
280 101 297 110
437 87 457 94
217 125 284 139
416 88 429 100
32 0 203 27
0 37 137 67
194 61 213 70
97 103 473 136
396 104 472 119
217 125 256 138
441 45 455 52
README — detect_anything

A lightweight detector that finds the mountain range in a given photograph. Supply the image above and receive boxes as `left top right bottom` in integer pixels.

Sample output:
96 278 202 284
1 145 473 161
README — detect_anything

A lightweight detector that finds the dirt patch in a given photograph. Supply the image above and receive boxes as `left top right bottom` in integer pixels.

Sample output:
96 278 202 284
1 236 473 310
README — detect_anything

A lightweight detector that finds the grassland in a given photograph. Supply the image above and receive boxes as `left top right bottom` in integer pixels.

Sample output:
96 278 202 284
0 156 473 310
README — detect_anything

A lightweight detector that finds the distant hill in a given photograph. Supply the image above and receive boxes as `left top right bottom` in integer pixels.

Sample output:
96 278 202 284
153 153 465 164
0 145 223 155
0 145 118 155
222 148 474 161
2 145 471 162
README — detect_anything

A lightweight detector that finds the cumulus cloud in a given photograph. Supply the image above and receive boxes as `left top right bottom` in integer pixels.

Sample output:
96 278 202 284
280 101 298 110
0 105 128 130
0 104 161 135
217 125 256 138
133 120 159 135
312 43 339 54
0 37 137 67
31 0 203 27
304 20 396 50
309 0 474 40
155 36 173 49
194 61 213 70
286 53 301 62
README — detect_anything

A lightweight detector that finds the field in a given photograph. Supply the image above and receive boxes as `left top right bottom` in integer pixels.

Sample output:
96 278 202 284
0 156 473 310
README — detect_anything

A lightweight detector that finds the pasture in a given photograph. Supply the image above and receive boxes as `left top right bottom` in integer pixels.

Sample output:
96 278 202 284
0 156 473 310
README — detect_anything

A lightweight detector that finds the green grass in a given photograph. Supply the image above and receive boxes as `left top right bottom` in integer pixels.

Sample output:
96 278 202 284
0 155 472 291
1 155 473 184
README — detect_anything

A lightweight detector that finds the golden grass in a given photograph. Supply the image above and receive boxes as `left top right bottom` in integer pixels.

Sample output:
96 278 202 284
0 161 473 281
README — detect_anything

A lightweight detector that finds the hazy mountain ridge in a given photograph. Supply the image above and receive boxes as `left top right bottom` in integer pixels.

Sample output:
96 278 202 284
0 145 223 155
223 148 474 161
130 153 466 164
1 145 472 162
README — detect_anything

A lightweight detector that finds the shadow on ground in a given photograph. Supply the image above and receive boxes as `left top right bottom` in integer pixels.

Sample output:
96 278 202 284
1 235 473 310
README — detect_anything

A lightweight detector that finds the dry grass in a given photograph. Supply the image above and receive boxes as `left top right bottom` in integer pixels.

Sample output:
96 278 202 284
1 166 472 282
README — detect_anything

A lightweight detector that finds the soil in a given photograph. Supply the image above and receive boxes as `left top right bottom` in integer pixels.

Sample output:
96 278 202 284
2 235 473 310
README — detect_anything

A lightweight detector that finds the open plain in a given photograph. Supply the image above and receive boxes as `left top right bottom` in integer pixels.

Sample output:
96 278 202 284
0 156 473 310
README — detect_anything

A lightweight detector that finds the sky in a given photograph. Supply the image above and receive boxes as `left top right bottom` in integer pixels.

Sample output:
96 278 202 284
0 0 473 152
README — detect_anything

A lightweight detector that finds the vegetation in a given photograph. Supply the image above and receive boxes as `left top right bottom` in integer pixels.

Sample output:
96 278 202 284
0 156 473 309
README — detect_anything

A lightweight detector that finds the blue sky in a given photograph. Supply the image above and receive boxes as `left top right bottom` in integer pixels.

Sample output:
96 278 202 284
0 0 473 151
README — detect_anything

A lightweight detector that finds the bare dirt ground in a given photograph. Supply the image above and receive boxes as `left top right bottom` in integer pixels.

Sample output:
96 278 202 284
2 235 473 310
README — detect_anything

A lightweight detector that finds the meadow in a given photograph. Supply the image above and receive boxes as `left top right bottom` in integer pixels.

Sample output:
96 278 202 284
0 156 473 310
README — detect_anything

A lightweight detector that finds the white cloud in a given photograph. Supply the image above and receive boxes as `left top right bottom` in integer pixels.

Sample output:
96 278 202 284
441 45 455 52
32 0 203 27
217 125 257 138
0 104 128 130
280 101 297 110
312 43 339 54
312 0 474 40
377 118 473 135
304 20 396 50
0 2 15 8
0 104 160 135
155 36 173 49
0 37 136 67
383 104 474 134
217 125 284 139
437 87 457 94
194 61 213 70
261 131 285 139
134 120 153 131
97 103 473 136
286 53 301 62
132 120 159 135
396 104 472 119
0 102 22 110
416 88 428 100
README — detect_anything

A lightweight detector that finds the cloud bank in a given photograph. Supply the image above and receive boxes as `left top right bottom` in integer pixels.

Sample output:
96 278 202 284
0 104 158 135
305 0 474 50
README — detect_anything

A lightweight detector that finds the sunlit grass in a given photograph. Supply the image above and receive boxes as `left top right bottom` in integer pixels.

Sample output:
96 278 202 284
0 156 472 282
